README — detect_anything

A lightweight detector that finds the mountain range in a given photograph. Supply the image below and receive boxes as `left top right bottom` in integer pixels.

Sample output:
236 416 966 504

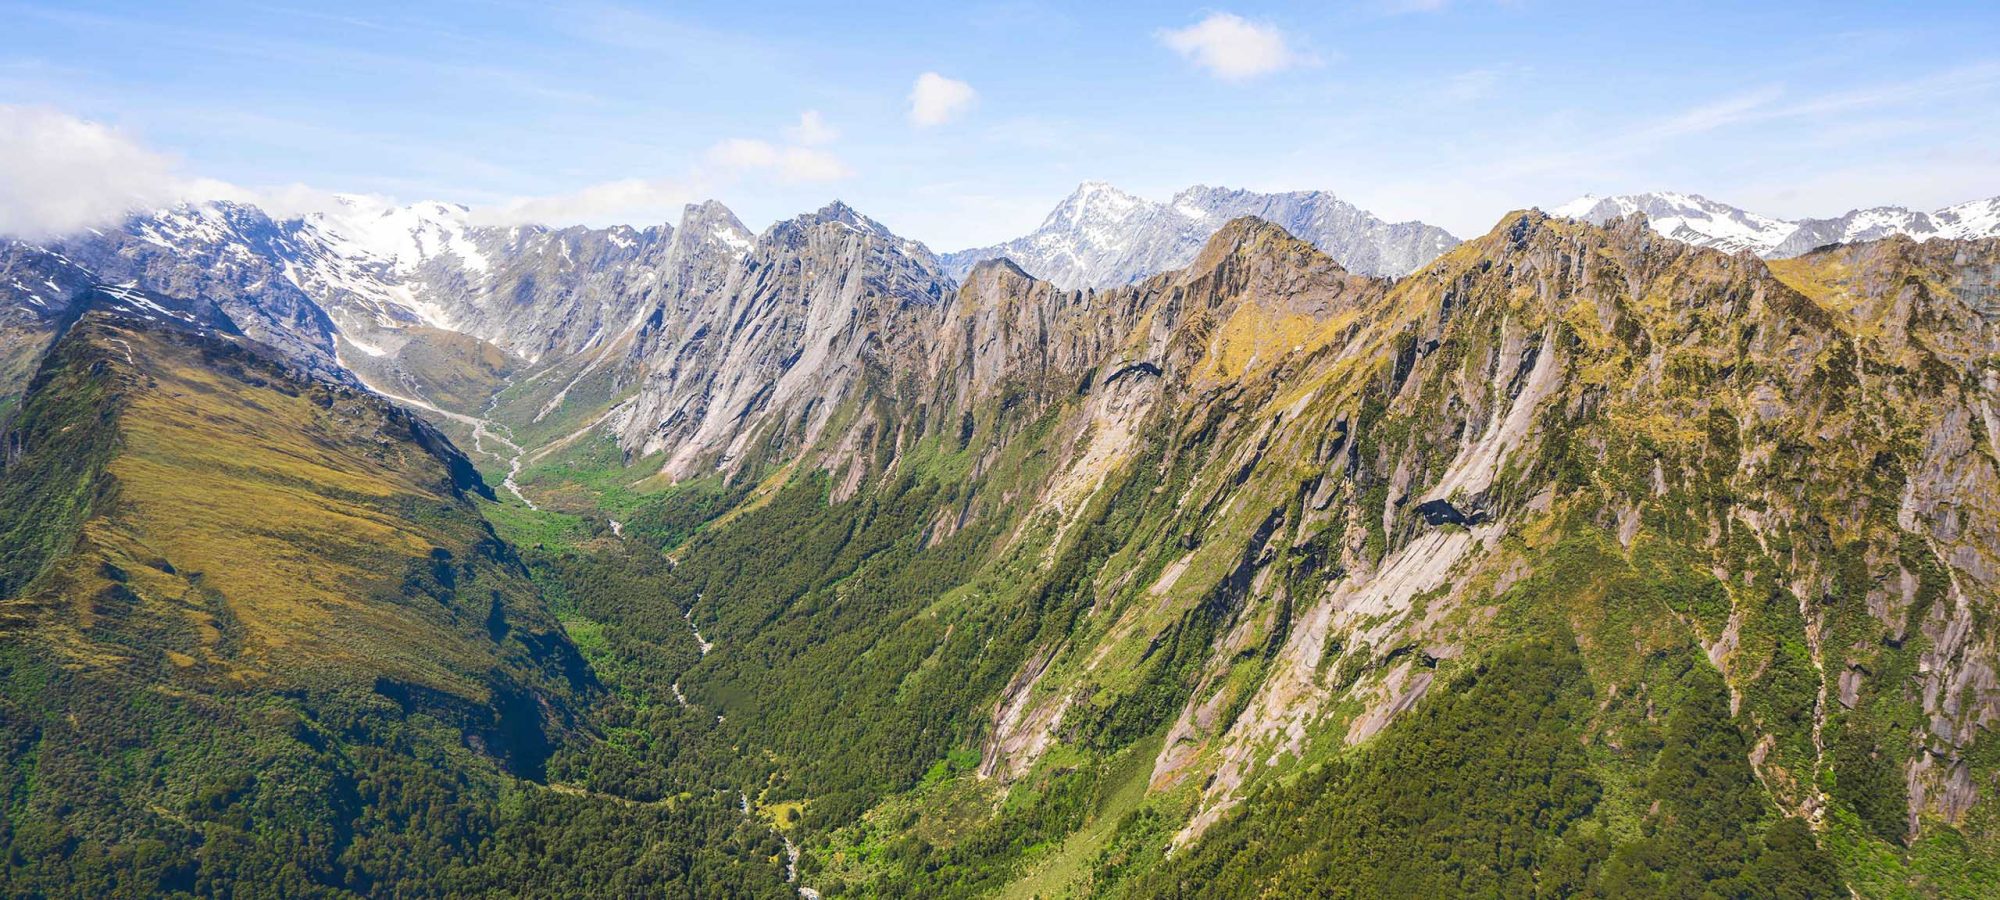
1553 190 2000 257
5 182 2000 897
940 181 1463 287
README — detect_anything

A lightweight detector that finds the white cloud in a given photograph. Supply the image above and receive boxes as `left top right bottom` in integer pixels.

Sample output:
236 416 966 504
909 72 977 127
0 106 189 238
1156 13 1304 82
0 102 864 233
705 138 853 182
186 179 370 220
0 107 375 235
785 110 838 146
471 114 853 226
468 178 703 227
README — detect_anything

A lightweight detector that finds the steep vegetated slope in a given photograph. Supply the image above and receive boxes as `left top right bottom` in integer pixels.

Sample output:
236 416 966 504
0 307 794 897
2 197 774 521
5 190 1999 898
569 213 1999 897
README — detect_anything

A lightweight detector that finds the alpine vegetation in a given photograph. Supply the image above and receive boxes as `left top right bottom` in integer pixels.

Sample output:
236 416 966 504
4 3 2000 898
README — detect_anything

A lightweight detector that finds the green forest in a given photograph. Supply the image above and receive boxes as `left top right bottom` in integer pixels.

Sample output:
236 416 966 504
7 203 2000 899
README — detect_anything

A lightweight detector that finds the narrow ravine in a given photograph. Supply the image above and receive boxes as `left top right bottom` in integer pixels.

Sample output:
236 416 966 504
346 370 539 509
684 599 714 656
732 789 818 899
689 612 816 897
370 363 809 895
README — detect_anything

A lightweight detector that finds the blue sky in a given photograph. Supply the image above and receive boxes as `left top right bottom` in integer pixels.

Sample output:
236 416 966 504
1 0 1997 247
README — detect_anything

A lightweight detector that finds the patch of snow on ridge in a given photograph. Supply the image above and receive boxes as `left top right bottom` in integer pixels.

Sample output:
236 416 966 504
96 282 193 322
1939 197 2000 238
711 222 753 254
1549 194 1605 219
308 195 491 275
1554 191 1794 255
339 333 393 358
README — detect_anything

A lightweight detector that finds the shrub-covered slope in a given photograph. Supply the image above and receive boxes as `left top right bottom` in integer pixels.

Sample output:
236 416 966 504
0 310 792 897
581 213 2000 897
5 207 1998 897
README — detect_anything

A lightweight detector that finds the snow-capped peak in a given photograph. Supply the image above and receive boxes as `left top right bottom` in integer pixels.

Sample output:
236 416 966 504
1041 181 1149 234
306 195 490 275
1553 191 1798 256
941 182 1460 289
1935 197 2000 239
1549 194 1604 219
1557 190 2000 258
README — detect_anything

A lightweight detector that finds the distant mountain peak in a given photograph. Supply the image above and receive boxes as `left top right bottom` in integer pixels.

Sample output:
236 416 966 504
793 200 898 239
1552 190 2000 258
1550 191 1793 256
1183 215 1326 277
943 182 1459 288
305 195 490 275
965 255 1033 281
1044 181 1149 226
675 200 752 255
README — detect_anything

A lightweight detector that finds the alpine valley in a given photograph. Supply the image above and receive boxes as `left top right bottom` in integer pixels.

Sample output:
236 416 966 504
6 180 2000 899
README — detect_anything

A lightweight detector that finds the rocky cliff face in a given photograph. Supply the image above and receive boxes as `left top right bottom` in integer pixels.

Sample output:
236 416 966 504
46 203 346 379
1172 185 1461 279
1139 213 2000 843
0 241 98 412
6 184 2000 892
614 203 952 486
716 209 2000 892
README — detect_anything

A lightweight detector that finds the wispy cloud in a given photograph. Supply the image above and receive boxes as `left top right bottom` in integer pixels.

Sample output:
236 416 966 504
909 73 978 127
473 112 853 226
785 110 839 146
1321 60 2000 236
705 138 853 182
8 3 601 110
1156 13 1309 81
554 1 789 74
1502 61 2000 182
467 177 704 228
0 106 356 237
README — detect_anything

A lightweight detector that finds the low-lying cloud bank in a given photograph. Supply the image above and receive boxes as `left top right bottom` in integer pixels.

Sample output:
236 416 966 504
0 105 858 237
